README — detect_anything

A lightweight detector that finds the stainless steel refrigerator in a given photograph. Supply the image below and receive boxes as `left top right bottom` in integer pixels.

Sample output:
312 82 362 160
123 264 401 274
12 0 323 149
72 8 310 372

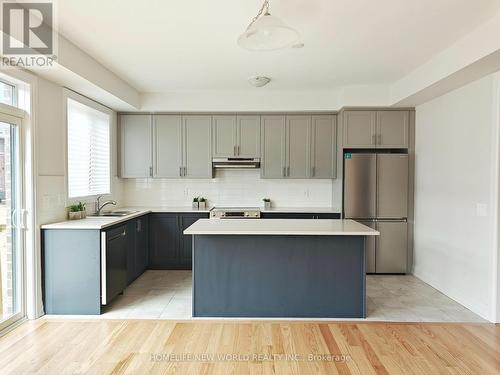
343 152 409 274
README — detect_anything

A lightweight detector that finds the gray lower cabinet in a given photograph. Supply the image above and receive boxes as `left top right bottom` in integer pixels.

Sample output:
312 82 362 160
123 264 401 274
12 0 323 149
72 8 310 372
119 114 152 177
149 212 209 269
183 116 212 178
342 110 409 149
43 229 102 314
376 221 408 274
43 216 149 314
105 225 128 304
153 115 182 178
311 115 337 179
127 215 149 284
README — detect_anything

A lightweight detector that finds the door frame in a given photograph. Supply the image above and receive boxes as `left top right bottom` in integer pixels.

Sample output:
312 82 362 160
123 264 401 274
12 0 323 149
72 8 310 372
0 107 26 334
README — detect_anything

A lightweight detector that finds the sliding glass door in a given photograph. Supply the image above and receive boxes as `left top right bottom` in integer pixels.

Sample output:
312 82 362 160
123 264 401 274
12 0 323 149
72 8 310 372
0 112 23 332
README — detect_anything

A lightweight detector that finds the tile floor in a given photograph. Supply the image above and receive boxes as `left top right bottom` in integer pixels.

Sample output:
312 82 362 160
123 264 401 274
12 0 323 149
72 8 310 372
99 270 486 322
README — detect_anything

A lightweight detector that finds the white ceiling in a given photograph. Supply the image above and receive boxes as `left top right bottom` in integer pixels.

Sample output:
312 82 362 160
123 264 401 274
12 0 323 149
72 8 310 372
54 0 500 93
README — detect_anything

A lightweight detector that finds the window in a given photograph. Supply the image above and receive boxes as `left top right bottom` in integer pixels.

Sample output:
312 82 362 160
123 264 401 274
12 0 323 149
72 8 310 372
0 81 16 106
67 98 110 198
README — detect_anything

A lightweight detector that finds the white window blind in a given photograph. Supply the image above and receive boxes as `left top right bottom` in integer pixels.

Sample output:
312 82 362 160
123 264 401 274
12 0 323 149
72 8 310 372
67 98 110 198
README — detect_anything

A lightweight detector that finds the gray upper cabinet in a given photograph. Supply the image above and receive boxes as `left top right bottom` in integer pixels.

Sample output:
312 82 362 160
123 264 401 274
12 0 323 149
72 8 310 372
377 111 409 148
153 115 182 178
342 110 409 149
343 111 376 148
286 116 311 178
183 116 212 178
119 114 152 178
212 116 237 157
237 115 260 157
261 116 286 178
311 115 337 179
212 115 260 157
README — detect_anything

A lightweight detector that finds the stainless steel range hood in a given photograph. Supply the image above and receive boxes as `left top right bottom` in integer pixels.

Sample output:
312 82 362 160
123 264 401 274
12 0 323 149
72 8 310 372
212 157 261 169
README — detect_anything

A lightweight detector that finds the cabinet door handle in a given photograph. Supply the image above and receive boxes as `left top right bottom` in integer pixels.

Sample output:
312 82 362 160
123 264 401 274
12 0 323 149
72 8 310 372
184 167 187 176
237 145 240 155
283 167 286 177
149 166 153 177
312 166 315 177
287 167 290 177
179 167 182 177
234 145 236 156
137 219 141 232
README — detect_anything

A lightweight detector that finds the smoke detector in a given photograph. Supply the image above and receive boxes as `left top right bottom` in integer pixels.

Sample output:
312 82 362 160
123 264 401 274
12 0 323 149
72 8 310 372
248 76 271 87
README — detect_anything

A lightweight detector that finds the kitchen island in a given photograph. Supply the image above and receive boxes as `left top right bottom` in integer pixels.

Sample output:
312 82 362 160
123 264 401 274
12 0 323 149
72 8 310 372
184 219 379 318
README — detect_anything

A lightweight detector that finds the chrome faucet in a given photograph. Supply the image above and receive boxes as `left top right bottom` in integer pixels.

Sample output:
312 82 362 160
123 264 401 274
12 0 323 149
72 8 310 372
95 195 117 216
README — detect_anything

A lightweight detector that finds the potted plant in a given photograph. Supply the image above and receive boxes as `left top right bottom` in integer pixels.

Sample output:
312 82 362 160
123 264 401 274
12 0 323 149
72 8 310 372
67 203 82 220
192 197 199 209
77 201 86 218
262 198 271 210
198 197 207 210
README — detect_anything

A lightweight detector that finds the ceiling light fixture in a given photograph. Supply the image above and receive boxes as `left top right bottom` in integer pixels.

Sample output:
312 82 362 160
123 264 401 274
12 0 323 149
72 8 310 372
238 0 300 51
248 76 271 87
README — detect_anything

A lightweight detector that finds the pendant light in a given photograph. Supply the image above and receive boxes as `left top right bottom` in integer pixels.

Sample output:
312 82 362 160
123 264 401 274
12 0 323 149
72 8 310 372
238 0 300 51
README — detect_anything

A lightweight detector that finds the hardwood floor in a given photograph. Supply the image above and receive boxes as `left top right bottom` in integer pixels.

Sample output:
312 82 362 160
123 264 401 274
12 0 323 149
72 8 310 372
0 319 499 374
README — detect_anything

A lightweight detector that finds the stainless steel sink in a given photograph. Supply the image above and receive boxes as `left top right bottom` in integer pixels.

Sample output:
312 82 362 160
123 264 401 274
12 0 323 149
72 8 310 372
90 210 138 217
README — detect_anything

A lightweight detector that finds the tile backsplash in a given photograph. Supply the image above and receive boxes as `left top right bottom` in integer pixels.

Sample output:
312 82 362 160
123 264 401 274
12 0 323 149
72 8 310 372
122 169 340 208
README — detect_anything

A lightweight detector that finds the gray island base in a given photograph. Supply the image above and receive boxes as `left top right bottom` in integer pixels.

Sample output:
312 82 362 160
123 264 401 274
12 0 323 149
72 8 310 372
185 219 379 318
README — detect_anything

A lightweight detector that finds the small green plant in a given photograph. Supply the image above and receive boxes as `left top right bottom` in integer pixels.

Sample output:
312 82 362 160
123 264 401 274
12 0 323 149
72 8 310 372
193 197 199 202
67 201 85 212
199 197 206 203
263 198 271 203
67 204 80 212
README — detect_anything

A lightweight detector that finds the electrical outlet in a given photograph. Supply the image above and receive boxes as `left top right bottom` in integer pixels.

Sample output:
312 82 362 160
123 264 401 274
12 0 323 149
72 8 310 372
476 203 487 217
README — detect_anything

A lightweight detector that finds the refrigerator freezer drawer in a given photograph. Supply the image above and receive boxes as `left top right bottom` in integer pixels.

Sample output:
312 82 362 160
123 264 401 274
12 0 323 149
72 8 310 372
375 221 408 274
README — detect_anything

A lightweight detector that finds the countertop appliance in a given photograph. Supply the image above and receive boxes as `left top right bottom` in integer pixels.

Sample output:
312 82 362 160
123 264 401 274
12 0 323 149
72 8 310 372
212 157 260 169
343 152 409 274
210 207 261 219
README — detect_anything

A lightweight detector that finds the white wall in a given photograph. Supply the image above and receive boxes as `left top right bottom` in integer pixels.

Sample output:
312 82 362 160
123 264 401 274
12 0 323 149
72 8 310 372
35 78 123 226
122 169 341 209
414 73 500 321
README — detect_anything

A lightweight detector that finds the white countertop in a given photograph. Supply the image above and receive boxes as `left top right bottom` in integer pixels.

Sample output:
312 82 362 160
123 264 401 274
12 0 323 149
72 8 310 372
183 219 379 236
40 207 210 230
40 206 341 230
